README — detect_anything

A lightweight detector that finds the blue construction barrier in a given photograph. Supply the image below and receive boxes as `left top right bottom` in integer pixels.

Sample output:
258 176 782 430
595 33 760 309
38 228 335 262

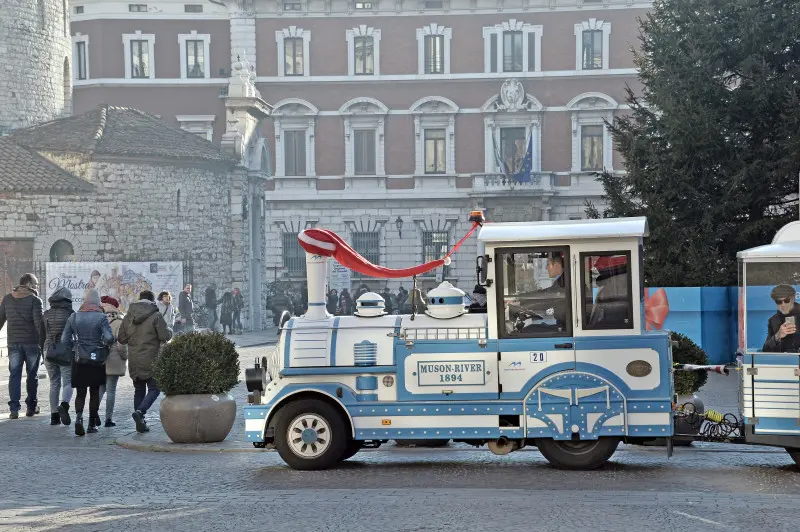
645 287 741 365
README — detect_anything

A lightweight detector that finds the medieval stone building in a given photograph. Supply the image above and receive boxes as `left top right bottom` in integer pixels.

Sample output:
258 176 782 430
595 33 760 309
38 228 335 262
0 104 268 327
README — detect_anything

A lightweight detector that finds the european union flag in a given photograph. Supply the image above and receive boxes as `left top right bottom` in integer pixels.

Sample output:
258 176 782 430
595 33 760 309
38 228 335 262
513 136 533 183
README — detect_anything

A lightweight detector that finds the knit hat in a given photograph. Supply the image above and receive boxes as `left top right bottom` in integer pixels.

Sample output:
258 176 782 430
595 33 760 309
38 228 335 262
101 295 120 309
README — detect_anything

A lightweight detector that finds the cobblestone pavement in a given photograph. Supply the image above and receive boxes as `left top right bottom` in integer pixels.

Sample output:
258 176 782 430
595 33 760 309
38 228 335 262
1 346 799 531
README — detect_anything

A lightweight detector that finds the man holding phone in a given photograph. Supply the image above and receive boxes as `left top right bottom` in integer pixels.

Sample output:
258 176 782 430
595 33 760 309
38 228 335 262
762 284 800 352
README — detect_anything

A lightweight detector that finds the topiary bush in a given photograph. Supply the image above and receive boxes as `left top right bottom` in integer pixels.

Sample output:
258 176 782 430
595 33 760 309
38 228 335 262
671 331 709 396
153 332 240 396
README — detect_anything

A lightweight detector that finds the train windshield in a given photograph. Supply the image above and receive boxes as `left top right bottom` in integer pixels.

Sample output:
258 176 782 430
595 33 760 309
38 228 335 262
743 260 800 352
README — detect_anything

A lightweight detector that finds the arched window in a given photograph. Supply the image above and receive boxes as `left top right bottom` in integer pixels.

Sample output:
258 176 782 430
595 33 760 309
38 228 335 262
49 240 74 262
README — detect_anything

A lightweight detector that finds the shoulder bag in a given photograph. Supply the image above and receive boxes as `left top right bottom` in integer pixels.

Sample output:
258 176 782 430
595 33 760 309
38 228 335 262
44 314 73 366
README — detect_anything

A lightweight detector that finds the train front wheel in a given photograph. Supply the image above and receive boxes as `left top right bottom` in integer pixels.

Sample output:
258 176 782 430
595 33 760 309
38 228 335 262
273 399 347 471
535 437 620 470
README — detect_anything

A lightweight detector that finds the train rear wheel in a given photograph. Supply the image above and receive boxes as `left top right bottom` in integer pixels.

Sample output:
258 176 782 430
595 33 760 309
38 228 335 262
787 448 800 468
536 438 620 470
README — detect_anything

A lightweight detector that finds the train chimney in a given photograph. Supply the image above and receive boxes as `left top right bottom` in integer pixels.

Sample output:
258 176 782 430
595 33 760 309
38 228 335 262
304 252 331 321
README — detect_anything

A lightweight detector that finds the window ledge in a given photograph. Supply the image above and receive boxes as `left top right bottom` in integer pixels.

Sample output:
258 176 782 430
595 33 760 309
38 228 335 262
344 173 387 179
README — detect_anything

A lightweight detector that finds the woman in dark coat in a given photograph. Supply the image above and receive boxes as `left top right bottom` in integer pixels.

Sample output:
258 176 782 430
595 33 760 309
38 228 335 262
41 287 75 426
61 289 114 436
219 291 234 335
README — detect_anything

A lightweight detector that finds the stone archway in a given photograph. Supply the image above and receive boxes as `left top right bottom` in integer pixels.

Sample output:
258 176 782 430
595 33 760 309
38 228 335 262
49 239 74 262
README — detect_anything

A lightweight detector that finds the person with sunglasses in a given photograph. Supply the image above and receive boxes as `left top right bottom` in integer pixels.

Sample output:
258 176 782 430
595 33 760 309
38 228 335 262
762 284 800 352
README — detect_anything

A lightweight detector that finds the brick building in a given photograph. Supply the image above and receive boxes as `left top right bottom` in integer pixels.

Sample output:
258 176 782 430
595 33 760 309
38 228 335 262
67 0 648 291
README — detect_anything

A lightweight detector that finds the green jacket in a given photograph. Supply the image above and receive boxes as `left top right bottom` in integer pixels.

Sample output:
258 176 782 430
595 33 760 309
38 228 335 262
118 301 170 381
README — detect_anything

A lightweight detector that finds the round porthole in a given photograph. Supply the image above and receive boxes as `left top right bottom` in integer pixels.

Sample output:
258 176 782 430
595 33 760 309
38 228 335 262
626 360 652 377
382 376 395 388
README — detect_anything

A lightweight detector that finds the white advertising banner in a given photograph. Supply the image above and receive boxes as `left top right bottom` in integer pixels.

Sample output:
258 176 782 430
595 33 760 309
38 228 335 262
328 261 351 293
45 262 184 311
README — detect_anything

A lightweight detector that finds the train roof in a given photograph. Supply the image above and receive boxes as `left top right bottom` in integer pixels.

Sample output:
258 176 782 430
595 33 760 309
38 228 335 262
477 217 648 244
738 221 800 259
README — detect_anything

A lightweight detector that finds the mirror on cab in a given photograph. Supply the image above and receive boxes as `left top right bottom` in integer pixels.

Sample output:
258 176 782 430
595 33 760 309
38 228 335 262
476 255 491 287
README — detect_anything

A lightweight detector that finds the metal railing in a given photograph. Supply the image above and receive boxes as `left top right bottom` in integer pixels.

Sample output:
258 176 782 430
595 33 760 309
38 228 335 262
402 327 487 341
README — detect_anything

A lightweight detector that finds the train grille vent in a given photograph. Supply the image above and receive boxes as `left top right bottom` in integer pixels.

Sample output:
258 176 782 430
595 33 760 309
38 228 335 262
353 341 378 366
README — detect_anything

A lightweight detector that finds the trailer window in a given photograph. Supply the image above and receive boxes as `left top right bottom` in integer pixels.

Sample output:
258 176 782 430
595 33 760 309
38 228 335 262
496 247 571 338
580 251 633 330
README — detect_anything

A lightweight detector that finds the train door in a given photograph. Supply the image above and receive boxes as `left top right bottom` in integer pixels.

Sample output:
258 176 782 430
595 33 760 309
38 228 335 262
494 246 576 403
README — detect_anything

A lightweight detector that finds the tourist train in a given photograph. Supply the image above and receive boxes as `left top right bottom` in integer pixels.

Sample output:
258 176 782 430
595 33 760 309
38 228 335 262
244 212 800 470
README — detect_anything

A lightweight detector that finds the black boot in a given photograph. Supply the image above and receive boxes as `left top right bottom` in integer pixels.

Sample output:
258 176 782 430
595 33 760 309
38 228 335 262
74 416 85 436
104 418 116 427
50 413 60 425
132 410 149 433
87 412 99 433
58 402 71 426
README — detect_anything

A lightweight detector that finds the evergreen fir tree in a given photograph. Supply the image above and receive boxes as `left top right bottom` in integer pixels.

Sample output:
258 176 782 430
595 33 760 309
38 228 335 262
587 0 800 286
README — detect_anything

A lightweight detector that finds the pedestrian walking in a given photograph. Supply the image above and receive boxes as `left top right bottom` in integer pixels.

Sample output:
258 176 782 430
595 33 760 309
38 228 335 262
270 289 293 325
219 291 234 335
205 284 219 331
381 287 395 314
339 289 353 315
61 289 114 436
99 296 127 427
232 287 244 334
156 291 178 333
326 289 338 315
118 290 171 433
178 284 194 333
41 287 75 426
0 273 44 419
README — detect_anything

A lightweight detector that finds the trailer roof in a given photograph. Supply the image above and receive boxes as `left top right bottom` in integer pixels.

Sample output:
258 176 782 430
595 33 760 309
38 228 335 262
738 221 800 259
477 217 648 244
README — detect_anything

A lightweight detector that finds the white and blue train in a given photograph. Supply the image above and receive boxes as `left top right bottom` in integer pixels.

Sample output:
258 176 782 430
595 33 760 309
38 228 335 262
244 215 800 470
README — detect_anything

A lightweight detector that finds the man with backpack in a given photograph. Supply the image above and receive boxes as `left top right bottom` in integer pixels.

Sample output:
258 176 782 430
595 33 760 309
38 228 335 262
118 290 171 433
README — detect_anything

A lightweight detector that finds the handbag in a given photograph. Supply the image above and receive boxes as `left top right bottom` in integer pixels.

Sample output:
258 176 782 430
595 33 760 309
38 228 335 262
74 344 110 366
46 342 73 365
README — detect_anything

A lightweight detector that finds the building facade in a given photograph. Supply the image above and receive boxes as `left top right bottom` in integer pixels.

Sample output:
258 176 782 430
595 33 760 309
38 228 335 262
69 0 649 292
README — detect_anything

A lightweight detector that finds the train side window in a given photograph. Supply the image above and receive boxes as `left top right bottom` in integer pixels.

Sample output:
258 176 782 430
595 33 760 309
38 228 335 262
496 247 572 338
580 251 634 330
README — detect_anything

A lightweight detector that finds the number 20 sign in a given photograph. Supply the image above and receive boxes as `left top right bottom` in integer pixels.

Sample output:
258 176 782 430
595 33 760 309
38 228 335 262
530 352 547 363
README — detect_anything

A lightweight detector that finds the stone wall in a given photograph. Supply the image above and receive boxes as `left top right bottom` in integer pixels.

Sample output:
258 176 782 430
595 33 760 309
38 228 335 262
0 155 243 311
0 0 72 131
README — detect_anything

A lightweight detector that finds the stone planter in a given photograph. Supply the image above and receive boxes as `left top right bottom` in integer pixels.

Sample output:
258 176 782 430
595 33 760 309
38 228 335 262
160 393 236 444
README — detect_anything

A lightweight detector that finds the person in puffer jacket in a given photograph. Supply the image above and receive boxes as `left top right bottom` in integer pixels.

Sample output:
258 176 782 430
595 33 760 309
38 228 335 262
41 287 75 426
0 273 44 419
118 290 171 433
99 296 127 427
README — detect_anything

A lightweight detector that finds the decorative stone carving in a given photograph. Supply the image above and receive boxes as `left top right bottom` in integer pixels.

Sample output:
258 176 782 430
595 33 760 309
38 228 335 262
499 79 525 111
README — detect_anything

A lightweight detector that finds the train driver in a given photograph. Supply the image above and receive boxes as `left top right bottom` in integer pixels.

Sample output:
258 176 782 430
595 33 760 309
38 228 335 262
762 284 800 352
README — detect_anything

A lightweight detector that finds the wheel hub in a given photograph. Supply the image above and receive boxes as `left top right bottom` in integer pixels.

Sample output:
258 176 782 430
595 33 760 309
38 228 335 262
287 414 331 458
301 428 318 444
